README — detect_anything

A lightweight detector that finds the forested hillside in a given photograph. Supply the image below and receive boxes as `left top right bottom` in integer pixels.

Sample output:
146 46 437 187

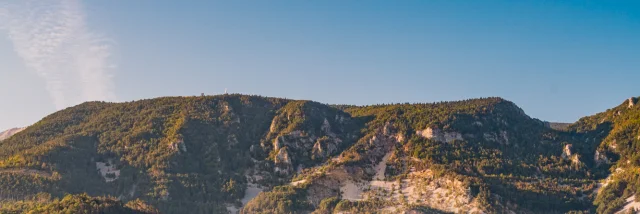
0 94 638 214
0 193 157 213
567 98 640 214
0 127 25 141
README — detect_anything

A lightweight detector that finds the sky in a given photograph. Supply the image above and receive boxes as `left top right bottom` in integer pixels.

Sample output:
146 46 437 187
1 0 640 131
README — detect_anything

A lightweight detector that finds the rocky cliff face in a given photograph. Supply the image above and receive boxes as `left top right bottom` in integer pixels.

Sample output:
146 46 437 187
2 95 639 214
569 97 640 214
416 127 463 143
243 98 592 214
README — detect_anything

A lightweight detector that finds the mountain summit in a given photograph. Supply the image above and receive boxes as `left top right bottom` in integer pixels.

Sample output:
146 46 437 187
0 127 25 141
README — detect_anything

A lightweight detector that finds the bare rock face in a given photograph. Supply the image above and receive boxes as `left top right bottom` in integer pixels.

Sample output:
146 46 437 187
416 127 437 139
483 131 510 145
169 139 187 153
500 131 509 145
272 132 308 152
96 159 120 182
269 117 278 133
274 147 293 174
562 144 573 159
272 129 340 166
595 150 611 165
312 139 338 159
444 131 464 143
270 116 346 170
300 124 400 207
416 127 462 143
341 169 484 213
273 136 285 151
628 97 636 108
609 139 618 150
321 118 336 137
305 175 342 205
560 144 581 165
312 141 324 157
275 147 291 165
570 155 581 165
395 133 405 143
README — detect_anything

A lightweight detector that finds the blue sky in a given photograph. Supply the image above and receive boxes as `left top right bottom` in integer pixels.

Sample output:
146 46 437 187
1 0 640 131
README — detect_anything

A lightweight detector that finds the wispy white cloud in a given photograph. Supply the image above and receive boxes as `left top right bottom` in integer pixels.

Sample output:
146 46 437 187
0 0 116 109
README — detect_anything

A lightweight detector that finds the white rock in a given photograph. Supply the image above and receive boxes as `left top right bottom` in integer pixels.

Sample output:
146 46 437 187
275 148 291 164
96 159 120 182
562 144 573 159
417 127 462 143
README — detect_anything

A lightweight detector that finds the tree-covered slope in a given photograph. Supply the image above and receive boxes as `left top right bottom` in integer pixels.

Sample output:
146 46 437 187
244 98 599 214
0 193 158 214
0 95 287 212
0 127 25 141
567 97 640 214
1 94 637 214
0 94 360 213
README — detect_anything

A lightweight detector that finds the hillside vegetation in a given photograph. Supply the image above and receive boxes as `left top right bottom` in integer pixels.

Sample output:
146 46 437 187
0 94 638 214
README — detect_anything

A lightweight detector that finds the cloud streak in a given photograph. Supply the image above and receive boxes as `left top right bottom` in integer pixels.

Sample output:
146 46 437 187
0 0 116 109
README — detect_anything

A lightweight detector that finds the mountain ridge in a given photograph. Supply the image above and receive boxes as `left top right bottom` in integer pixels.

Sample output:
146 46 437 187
0 127 25 141
0 94 637 214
